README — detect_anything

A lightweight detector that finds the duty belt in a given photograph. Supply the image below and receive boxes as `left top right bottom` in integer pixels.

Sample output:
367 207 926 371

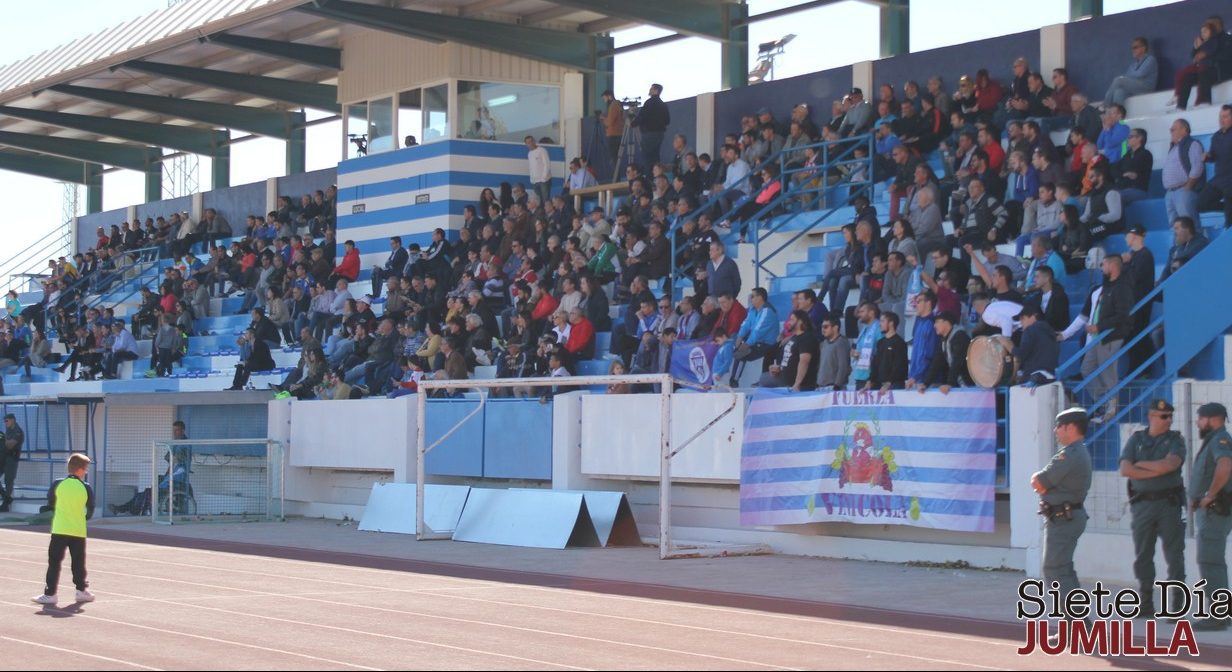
1128 484 1185 506
1038 501 1083 520
1195 491 1232 516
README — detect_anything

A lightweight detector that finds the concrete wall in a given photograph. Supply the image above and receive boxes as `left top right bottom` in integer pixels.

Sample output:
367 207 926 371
202 181 266 229
1065 0 1226 101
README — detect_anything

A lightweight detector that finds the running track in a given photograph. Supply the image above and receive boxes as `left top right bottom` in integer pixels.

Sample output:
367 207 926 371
0 527 1226 670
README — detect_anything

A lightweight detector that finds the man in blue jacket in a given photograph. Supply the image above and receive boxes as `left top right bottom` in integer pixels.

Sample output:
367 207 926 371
733 287 779 383
905 290 938 389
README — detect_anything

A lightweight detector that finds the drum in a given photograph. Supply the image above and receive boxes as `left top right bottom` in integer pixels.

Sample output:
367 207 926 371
967 335 1015 388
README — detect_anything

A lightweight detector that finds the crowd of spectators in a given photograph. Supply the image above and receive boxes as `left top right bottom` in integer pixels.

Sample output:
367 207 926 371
7 188 338 384
4 17 1231 409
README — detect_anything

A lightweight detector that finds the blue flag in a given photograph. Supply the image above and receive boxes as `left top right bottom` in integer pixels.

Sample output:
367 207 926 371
670 339 719 387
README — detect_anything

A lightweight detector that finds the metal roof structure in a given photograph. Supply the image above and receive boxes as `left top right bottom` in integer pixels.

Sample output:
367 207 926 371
0 0 906 210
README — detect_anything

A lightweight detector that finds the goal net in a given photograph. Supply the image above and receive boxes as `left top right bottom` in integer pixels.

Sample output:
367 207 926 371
149 438 285 524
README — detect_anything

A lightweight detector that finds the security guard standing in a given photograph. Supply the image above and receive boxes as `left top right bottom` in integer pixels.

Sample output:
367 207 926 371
0 413 25 512
1190 402 1232 631
1032 408 1093 605
1119 399 1186 617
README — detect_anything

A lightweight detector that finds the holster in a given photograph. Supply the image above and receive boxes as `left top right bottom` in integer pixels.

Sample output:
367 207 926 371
1038 501 1082 521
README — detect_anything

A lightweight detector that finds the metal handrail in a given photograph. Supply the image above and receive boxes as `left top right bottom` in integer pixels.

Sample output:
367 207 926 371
1062 232 1223 438
1055 273 1168 377
1 221 74 294
667 133 874 297
42 246 162 319
750 134 874 287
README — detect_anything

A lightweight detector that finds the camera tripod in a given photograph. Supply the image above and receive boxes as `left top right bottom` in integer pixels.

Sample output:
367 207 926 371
611 112 641 182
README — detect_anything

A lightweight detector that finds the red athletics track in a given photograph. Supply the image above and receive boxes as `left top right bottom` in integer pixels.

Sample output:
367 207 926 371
0 526 1227 671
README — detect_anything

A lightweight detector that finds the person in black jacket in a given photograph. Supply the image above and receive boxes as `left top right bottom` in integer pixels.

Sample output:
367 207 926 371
1114 129 1153 205
228 328 275 390
1025 265 1070 333
1121 223 1157 374
866 311 908 391
249 308 282 349
631 84 670 172
1083 255 1135 423
920 312 971 392
371 236 409 298
1011 305 1059 385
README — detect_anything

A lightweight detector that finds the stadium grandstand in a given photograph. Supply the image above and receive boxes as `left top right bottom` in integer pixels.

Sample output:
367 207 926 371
2 0 1232 605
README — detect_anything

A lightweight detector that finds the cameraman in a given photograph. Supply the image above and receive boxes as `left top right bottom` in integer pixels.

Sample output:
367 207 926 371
632 84 671 173
601 90 624 166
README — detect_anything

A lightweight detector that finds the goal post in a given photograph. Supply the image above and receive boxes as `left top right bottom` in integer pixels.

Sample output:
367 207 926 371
414 373 671 541
413 373 762 559
151 438 285 524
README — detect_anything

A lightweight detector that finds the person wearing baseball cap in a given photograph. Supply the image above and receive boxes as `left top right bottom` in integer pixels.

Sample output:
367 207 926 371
1190 401 1232 630
918 311 970 394
1032 406 1092 624
839 88 872 137
1120 398 1185 618
1011 303 1058 385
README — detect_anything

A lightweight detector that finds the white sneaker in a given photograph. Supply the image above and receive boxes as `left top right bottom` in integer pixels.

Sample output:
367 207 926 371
31 594 57 605
1166 96 1178 109
75 590 95 603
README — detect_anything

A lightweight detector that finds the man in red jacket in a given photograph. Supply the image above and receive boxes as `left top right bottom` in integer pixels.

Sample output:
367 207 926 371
331 240 360 283
564 308 595 360
714 292 747 339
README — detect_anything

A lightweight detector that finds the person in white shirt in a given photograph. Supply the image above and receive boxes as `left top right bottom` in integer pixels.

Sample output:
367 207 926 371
558 276 584 315
971 293 1023 338
103 320 140 379
525 135 552 207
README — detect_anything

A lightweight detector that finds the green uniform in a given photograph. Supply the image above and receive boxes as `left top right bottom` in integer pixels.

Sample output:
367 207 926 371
43 475 95 597
49 475 94 538
1188 427 1232 595
1037 440 1092 598
1120 428 1187 604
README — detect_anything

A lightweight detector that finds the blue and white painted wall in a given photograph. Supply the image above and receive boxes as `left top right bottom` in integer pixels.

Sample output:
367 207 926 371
334 140 566 274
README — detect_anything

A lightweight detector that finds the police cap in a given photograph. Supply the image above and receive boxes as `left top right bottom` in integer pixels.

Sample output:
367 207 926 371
1149 399 1174 413
1055 407 1088 426
1198 402 1228 419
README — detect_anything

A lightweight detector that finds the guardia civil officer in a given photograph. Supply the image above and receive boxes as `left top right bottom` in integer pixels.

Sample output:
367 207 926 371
1190 402 1232 631
1119 399 1186 617
1032 408 1093 605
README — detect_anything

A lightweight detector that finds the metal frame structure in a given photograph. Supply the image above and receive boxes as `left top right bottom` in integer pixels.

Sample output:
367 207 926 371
0 395 101 503
0 0 913 212
150 438 285 525
413 374 760 559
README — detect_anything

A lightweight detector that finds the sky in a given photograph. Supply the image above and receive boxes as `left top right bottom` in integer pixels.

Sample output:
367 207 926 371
0 0 1180 270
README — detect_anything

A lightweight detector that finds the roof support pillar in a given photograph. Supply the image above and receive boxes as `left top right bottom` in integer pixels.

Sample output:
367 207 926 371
721 2 749 90
1070 0 1102 21
586 36 614 117
86 165 103 214
146 163 162 203
286 121 306 177
880 0 909 58
212 144 230 191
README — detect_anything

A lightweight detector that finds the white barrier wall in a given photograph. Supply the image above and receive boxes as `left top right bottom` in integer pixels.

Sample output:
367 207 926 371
270 397 415 519
1007 383 1065 577
284 397 416 478
578 392 745 482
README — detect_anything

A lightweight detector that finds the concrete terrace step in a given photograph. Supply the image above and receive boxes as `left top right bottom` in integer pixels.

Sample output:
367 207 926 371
770 275 815 294
786 260 825 276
